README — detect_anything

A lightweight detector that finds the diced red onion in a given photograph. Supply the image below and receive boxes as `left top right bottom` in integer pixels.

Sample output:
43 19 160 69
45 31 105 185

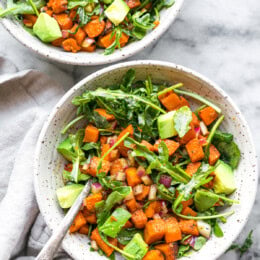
91 183 102 194
160 200 168 214
153 213 161 220
141 175 153 185
159 175 172 188
137 166 146 177
148 184 157 200
116 171 126 181
99 3 104 14
133 184 143 195
91 240 99 251
200 121 209 136
119 158 129 170
62 30 69 39
110 120 117 130
182 236 196 248
108 136 117 147
199 137 208 146
195 126 201 138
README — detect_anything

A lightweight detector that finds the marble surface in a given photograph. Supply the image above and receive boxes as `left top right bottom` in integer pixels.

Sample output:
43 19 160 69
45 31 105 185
0 0 259 259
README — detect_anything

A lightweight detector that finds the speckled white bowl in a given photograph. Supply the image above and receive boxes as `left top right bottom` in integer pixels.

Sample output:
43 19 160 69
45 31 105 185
0 1 183 65
34 60 258 260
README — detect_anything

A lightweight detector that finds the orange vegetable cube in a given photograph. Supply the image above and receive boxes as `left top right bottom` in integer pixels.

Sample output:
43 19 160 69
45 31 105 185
83 125 99 143
185 162 201 176
98 32 129 48
181 207 198 217
160 93 181 111
209 144 220 165
123 220 133 228
94 108 115 121
87 156 110 177
154 139 180 156
191 112 200 127
144 219 166 244
54 13 73 30
125 167 142 187
62 38 81 53
84 19 105 38
131 209 148 229
180 124 196 144
199 106 218 126
135 185 150 201
145 201 161 218
47 0 67 14
125 198 138 213
110 158 127 175
165 217 182 243
141 140 155 152
69 211 86 233
155 243 178 260
185 138 205 162
79 224 89 235
179 219 199 236
143 250 164 260
83 193 102 212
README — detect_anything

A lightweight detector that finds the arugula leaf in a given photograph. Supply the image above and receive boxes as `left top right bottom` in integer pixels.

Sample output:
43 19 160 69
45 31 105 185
212 130 233 144
96 187 131 226
120 69 136 91
225 230 253 257
0 0 45 17
57 138 76 162
68 0 89 9
157 184 175 201
173 106 192 138
117 228 142 245
215 141 241 169
154 0 175 11
213 221 224 237
132 11 154 30
104 27 123 55
99 208 132 238
82 142 100 152
178 244 190 257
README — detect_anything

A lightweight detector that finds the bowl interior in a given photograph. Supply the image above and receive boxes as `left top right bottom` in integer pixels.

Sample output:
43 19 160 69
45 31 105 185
34 61 257 260
0 1 183 65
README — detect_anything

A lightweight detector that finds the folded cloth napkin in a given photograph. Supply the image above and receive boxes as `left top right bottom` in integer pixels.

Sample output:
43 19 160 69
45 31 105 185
0 57 70 260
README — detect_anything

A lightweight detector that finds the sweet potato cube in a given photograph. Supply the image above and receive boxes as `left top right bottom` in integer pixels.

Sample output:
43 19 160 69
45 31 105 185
131 209 148 229
186 138 205 162
143 250 164 260
209 144 220 165
87 156 110 177
154 139 180 156
83 193 102 212
165 217 182 243
94 108 115 121
125 167 142 187
145 201 161 218
144 219 166 244
160 93 181 111
135 185 150 201
179 219 199 236
78 224 89 235
199 106 218 126
125 198 138 213
83 125 99 143
155 243 178 260
91 228 116 256
141 140 155 152
191 112 200 127
185 162 201 176
180 124 196 144
69 211 86 233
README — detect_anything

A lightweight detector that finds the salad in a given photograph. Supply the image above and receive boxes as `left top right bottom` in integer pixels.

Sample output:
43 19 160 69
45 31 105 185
56 69 241 259
0 0 174 54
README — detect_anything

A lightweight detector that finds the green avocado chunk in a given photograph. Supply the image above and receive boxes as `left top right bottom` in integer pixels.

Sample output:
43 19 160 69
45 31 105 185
194 189 219 212
157 111 177 139
56 184 84 208
105 0 130 26
33 13 62 42
123 233 148 260
213 160 236 195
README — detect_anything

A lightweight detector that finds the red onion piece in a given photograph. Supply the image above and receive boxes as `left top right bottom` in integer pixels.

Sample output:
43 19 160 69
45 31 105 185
133 184 143 195
148 184 157 200
200 121 209 136
82 38 95 48
91 182 102 194
159 175 172 188
183 236 196 248
108 136 117 147
137 166 145 177
62 30 70 39
116 171 126 181
110 120 117 130
141 175 153 185
99 3 104 14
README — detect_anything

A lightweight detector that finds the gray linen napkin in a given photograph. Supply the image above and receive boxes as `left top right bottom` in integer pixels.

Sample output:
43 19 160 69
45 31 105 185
0 57 70 260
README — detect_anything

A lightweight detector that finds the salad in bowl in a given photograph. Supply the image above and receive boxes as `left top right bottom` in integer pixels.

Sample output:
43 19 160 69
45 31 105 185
55 68 241 259
0 0 175 55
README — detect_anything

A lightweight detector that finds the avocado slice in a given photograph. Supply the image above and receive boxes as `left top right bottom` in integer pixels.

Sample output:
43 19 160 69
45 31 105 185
56 184 84 208
194 189 219 212
157 111 177 139
105 0 130 26
213 160 236 195
33 13 62 42
123 233 148 260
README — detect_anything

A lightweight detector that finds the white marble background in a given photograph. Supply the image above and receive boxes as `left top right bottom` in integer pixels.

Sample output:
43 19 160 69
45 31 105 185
0 0 259 259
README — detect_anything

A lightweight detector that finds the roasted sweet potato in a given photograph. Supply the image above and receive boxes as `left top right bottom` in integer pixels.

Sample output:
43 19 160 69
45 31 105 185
208 144 220 165
47 0 68 14
198 106 218 126
94 108 115 121
62 38 81 53
83 124 99 143
84 18 105 38
185 138 205 162
87 156 110 177
78 224 89 235
135 185 150 201
131 209 148 229
54 13 73 30
178 219 199 236
181 206 198 217
110 158 128 175
154 139 180 156
125 198 138 213
185 162 201 176
145 201 161 218
69 211 86 233
83 193 102 212
165 217 182 243
141 140 155 152
144 219 166 244
125 167 142 187
155 243 178 260
143 250 164 260
98 31 129 48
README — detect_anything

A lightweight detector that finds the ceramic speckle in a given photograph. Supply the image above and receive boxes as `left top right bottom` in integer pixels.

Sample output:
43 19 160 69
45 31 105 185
0 1 184 66
34 60 258 260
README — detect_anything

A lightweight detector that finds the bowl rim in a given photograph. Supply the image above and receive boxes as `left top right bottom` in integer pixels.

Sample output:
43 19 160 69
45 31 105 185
0 0 184 66
34 60 258 259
